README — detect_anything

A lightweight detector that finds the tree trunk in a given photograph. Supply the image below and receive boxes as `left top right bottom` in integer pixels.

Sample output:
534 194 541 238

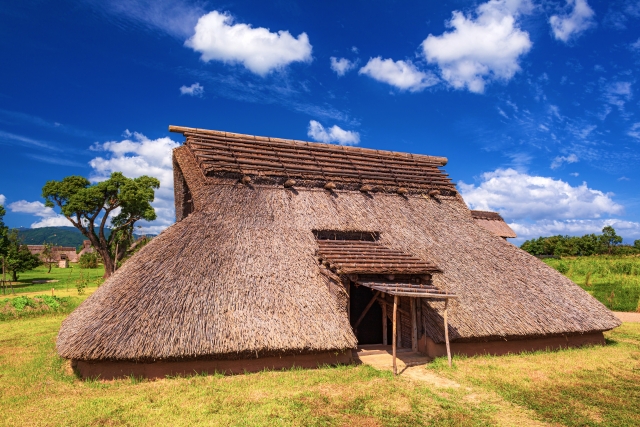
47 262 52 273
12 271 17 282
98 248 114 279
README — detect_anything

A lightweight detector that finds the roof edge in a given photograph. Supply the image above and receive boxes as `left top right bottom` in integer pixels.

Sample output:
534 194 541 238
169 125 448 167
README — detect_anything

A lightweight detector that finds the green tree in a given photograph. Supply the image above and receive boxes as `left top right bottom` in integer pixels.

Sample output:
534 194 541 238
600 226 622 255
0 205 9 284
634 239 640 250
5 230 41 282
40 242 56 273
42 172 160 278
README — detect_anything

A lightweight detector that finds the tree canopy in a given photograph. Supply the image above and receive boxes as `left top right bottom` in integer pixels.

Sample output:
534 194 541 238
4 229 41 282
520 226 636 257
42 172 160 278
0 205 9 282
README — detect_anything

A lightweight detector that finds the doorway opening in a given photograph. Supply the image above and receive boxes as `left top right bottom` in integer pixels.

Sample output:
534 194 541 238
349 283 388 345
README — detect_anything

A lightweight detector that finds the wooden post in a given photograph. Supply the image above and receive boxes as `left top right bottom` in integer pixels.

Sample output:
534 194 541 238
397 307 402 348
444 299 452 368
382 300 387 345
392 295 398 376
411 298 418 352
416 298 423 340
346 281 350 320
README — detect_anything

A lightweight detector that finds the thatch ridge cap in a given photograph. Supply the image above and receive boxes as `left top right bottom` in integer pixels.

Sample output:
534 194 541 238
168 125 448 166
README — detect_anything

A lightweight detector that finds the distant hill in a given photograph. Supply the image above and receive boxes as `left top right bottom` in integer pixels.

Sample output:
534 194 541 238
16 226 156 249
16 227 86 248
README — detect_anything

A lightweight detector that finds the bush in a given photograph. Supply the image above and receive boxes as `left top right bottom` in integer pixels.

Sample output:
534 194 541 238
79 252 98 269
1 295 80 321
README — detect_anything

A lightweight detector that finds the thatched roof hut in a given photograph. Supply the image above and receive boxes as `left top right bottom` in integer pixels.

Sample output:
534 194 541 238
57 126 620 379
470 210 517 239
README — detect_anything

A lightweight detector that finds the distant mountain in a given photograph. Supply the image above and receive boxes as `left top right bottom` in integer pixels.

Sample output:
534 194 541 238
16 226 86 248
16 226 156 249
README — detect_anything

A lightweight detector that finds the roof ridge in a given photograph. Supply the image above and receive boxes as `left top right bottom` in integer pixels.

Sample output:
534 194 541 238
169 125 448 166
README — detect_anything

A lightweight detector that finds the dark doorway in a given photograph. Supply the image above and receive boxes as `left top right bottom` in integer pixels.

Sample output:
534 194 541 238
349 283 383 344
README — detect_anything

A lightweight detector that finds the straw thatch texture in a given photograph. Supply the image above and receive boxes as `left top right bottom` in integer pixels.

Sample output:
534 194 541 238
57 129 620 362
470 210 517 239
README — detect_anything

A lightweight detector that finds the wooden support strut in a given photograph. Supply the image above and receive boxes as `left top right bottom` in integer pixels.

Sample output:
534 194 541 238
353 291 381 331
444 299 452 368
392 295 398 376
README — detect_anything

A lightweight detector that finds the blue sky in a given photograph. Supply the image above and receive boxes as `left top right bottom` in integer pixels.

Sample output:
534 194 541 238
0 0 639 244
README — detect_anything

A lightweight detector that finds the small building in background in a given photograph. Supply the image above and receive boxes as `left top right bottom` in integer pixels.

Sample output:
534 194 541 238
27 245 79 263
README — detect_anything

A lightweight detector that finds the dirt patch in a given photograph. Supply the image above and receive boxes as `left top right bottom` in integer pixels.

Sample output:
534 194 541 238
401 366 460 388
614 312 640 323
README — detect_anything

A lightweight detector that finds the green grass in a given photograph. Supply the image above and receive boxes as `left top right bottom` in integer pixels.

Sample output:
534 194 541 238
0 294 82 321
544 255 640 312
430 323 640 427
0 314 497 426
1 313 639 426
2 263 105 295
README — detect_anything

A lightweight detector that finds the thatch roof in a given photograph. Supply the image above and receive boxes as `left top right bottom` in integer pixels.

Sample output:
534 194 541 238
470 210 517 239
56 126 620 362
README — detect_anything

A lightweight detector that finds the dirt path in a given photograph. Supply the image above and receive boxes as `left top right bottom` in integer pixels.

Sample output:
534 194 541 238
401 365 552 427
614 312 640 323
356 350 551 426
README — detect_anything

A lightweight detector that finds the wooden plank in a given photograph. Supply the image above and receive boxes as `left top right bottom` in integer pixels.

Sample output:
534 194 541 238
411 298 418 352
392 295 398 376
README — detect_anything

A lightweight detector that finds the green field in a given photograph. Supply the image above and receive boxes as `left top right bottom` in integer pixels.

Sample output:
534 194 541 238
543 256 640 312
0 310 638 426
2 263 105 296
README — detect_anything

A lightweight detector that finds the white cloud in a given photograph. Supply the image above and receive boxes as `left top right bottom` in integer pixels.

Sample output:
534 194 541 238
549 0 596 43
87 0 204 39
89 131 180 234
0 194 5 206
550 153 578 169
8 200 70 228
632 38 640 51
330 57 356 76
570 172 579 177
603 81 633 110
359 57 438 92
510 219 640 242
185 11 312 76
421 0 532 93
459 168 623 221
628 123 640 140
307 120 360 145
180 82 204 97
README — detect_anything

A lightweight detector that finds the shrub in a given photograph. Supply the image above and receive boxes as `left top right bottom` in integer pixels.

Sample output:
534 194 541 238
79 252 98 269
1 295 80 320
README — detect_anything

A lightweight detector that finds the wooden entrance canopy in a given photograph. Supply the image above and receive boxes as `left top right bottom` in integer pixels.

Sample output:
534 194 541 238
316 240 440 275
315 239 457 373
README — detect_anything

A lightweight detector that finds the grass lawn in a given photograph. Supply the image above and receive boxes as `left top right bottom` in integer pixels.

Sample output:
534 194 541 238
544 256 640 312
2 263 105 296
1 309 638 426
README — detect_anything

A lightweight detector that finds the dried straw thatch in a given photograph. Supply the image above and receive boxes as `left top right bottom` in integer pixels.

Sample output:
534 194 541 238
56 126 620 363
470 210 517 239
